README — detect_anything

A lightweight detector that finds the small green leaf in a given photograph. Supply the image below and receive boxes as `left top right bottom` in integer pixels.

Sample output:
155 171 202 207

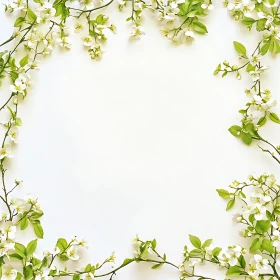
27 239 37 256
257 116 267 127
226 199 235 211
189 235 201 249
238 255 246 269
240 131 252 145
14 17 25 27
151 239 157 249
226 266 244 276
256 18 267 31
228 125 242 137
233 41 247 56
262 239 274 254
216 189 230 199
32 220 44 238
27 8 37 21
192 22 208 34
151 263 163 269
255 220 271 233
15 243 27 258
9 253 23 260
56 238 68 252
19 55 29 68
250 238 261 253
202 239 212 248
20 216 28 230
121 258 134 267
212 247 222 257
270 112 280 124
242 17 256 26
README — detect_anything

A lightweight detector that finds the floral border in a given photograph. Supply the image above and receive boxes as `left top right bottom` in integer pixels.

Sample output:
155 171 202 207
1 0 280 279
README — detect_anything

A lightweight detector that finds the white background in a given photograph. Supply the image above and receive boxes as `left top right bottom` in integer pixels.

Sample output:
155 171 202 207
1 3 280 279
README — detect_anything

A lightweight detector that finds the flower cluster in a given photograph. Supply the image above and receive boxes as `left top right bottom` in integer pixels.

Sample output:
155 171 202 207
217 174 280 278
120 0 212 41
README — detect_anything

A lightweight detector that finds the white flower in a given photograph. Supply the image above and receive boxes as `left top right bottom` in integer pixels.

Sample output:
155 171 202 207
2 222 16 241
35 268 50 280
8 126 19 143
2 264 17 280
201 0 213 10
250 70 260 82
227 0 242 11
254 254 269 270
242 0 255 17
79 0 94 8
185 30 195 40
0 240 14 256
82 36 94 47
276 254 280 267
82 272 95 280
0 145 13 160
251 54 262 66
130 25 145 38
57 37 71 49
74 22 84 33
66 245 80 260
232 213 243 223
252 204 266 220
9 0 26 10
272 220 280 229
10 79 26 93
272 230 280 247
225 245 242 266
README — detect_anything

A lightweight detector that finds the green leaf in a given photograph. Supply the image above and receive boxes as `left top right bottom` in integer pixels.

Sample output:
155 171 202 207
202 239 212 248
240 131 252 145
23 265 33 280
32 220 44 238
192 22 208 34
19 55 29 68
16 272 23 280
14 17 25 27
233 41 247 56
151 263 163 269
262 239 274 254
56 238 68 252
212 247 222 257
9 253 23 260
189 249 201 257
270 112 280 124
216 189 230 199
73 275 81 280
261 40 271 55
15 242 27 258
20 216 28 230
189 235 201 249
246 63 255 72
257 116 267 127
226 266 244 276
228 125 242 137
58 253 69 261
27 239 37 256
255 220 271 233
27 8 37 22
256 18 267 31
250 238 261 253
238 255 246 269
242 17 256 26
226 199 235 211
151 239 157 249
121 258 134 267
